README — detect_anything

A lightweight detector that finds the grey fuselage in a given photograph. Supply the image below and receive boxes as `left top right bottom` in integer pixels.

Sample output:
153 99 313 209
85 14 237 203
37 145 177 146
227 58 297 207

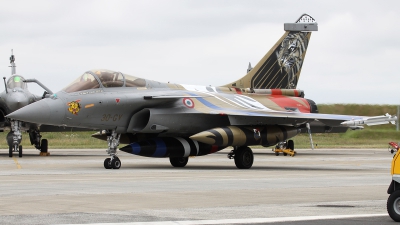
24 80 225 137
5 69 272 138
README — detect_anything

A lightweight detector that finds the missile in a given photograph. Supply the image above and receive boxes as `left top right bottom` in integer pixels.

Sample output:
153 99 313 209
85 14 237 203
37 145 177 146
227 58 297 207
190 125 301 147
341 113 397 127
119 137 224 158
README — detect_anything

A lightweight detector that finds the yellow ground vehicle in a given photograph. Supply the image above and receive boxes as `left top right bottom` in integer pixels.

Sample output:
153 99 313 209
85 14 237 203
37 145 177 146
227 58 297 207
387 150 400 221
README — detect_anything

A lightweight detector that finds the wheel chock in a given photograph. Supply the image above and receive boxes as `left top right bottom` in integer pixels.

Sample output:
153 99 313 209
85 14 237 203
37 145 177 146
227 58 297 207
282 149 296 157
273 149 283 156
39 152 50 156
273 148 296 156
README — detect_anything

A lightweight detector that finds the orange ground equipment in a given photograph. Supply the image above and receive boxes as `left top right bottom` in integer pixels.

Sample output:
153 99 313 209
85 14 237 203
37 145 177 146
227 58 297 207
389 142 399 154
273 140 296 157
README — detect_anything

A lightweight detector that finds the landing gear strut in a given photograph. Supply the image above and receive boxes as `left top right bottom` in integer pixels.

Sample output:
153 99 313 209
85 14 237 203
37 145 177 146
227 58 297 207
7 120 22 158
104 130 121 169
228 146 254 169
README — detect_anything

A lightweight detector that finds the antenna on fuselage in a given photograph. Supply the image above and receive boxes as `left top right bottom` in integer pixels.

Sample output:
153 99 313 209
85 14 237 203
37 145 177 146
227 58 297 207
9 49 16 75
247 62 253 73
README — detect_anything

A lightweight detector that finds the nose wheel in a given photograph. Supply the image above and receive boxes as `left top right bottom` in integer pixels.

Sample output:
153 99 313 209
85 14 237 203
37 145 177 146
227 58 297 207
104 156 121 169
8 145 23 158
18 145 22 158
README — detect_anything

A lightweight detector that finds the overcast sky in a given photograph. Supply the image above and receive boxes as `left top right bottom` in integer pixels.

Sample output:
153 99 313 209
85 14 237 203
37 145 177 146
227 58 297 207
0 0 399 104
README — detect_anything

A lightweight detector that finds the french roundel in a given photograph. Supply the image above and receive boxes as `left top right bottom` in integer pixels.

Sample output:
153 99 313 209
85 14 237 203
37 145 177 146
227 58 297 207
183 98 194 108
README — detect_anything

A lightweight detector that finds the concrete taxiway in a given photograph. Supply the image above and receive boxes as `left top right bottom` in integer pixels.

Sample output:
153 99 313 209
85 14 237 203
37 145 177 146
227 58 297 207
0 148 395 224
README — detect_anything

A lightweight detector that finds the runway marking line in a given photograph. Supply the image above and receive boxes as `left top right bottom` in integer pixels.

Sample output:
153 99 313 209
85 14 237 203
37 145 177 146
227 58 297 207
61 213 387 225
12 156 21 169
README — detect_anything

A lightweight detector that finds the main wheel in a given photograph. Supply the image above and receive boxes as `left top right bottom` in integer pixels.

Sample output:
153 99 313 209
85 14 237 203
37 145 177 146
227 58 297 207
41 139 48 153
234 146 254 169
18 145 22 158
111 157 121 169
388 190 400 222
8 146 12 157
104 158 112 169
287 140 294 150
170 157 189 167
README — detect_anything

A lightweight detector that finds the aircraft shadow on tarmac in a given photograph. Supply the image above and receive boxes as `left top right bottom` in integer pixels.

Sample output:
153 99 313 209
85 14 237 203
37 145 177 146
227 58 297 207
0 153 105 157
215 151 373 157
0 150 373 172
0 150 381 158
120 163 364 172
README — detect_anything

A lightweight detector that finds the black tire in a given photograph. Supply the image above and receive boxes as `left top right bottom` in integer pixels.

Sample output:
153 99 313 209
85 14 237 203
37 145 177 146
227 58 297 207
275 152 279 156
287 140 294 150
41 139 48 153
388 190 400 222
111 157 121 169
18 145 22 158
170 157 189 167
234 146 254 169
283 153 287 156
8 146 12 158
104 158 112 169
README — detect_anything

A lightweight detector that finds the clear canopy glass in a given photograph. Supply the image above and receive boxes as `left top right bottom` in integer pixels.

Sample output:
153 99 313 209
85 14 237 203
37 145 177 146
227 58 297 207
7 75 27 89
62 70 146 93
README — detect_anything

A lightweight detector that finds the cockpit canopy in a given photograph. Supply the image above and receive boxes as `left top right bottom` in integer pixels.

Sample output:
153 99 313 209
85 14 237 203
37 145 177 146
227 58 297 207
7 75 27 89
62 69 146 93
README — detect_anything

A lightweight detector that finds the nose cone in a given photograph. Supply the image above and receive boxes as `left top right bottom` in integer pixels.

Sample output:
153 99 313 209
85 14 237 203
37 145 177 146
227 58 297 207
6 93 30 112
7 98 65 125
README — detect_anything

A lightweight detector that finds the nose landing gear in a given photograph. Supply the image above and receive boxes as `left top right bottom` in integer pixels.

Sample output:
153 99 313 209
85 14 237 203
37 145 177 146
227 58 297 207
8 120 22 158
104 130 121 169
104 156 121 169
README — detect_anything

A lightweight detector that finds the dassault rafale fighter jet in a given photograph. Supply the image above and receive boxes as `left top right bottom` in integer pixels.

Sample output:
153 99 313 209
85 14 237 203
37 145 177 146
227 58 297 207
1 50 54 157
7 14 397 169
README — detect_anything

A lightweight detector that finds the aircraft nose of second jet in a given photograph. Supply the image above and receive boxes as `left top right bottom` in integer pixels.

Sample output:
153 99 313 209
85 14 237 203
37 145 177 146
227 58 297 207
7 98 65 125
6 92 30 112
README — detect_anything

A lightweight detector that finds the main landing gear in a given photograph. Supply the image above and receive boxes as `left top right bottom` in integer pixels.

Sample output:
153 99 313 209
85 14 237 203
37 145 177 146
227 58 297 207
29 128 49 156
104 130 121 169
228 146 254 169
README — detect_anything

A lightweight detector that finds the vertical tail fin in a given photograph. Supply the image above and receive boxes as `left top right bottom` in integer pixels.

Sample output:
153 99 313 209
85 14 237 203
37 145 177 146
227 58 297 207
224 14 318 89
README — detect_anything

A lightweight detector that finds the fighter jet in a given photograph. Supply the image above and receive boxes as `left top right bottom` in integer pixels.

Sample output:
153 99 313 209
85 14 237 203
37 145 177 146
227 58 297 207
1 50 54 157
7 14 397 169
